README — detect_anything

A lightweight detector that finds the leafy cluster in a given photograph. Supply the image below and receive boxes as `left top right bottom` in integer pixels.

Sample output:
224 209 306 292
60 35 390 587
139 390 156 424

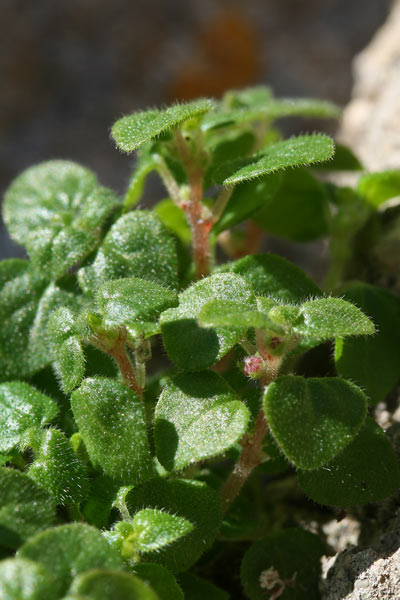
1 86 400 599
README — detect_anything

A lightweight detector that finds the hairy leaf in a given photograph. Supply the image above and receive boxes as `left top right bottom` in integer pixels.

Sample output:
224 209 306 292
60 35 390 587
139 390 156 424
71 378 154 483
132 508 194 552
214 134 334 185
124 150 159 210
0 558 57 600
126 478 221 573
199 299 274 330
155 371 250 471
18 524 122 597
3 161 120 279
254 168 330 241
357 170 400 208
0 382 58 452
112 99 214 152
241 528 324 600
28 428 89 505
298 418 400 505
69 569 159 600
160 273 255 371
314 143 362 171
154 198 191 244
48 307 85 394
219 253 322 302
0 468 56 549
264 376 367 469
335 283 400 404
78 211 179 294
133 563 183 600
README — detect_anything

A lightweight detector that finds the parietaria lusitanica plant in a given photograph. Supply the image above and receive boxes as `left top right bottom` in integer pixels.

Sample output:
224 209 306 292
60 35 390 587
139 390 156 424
1 86 400 600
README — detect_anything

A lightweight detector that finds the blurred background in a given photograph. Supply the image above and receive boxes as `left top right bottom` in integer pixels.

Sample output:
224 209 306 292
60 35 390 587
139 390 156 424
0 0 392 259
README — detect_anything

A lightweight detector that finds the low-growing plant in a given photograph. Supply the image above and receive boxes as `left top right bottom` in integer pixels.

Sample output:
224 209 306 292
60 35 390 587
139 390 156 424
1 86 400 599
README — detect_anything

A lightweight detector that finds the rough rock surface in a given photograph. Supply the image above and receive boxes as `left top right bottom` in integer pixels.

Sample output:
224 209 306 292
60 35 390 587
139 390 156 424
339 0 400 170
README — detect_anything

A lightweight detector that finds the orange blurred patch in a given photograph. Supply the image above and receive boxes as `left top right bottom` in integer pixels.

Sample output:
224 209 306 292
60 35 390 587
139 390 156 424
169 7 262 100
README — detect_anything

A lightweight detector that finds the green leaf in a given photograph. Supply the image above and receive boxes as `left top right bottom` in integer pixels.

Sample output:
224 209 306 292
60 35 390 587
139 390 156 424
179 573 229 600
78 211 179 294
28 428 89 505
202 97 339 131
199 299 274 330
81 476 119 529
155 371 250 471
212 173 282 233
357 170 400 208
313 143 362 171
48 307 85 394
133 563 183 600
264 376 367 469
18 523 122 597
0 558 57 600
219 253 322 302
240 528 324 600
0 260 80 378
71 377 154 483
0 382 58 452
335 284 400 404
254 168 330 241
124 150 158 210
69 570 159 600
298 417 400 505
205 130 256 187
223 85 273 109
126 478 221 573
97 277 178 338
112 99 214 152
0 467 56 549
160 273 255 371
154 198 191 244
269 297 375 341
214 134 334 185
3 161 120 279
132 508 194 552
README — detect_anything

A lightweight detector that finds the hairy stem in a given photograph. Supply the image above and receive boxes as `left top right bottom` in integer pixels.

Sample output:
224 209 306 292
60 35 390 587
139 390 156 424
106 331 143 399
220 407 269 513
175 130 211 279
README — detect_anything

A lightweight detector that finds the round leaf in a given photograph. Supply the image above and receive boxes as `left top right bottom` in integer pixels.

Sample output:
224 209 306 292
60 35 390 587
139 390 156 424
160 273 255 371
298 417 400 506
133 563 183 600
132 508 193 552
0 558 57 600
71 377 154 484
264 376 367 469
69 569 158 600
155 371 250 471
18 523 122 597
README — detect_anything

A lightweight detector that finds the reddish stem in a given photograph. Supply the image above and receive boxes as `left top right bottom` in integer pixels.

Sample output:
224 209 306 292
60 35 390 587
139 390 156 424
106 330 143 399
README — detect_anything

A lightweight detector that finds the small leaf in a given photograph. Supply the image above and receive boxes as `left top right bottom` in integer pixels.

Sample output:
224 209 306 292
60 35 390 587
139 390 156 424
215 134 334 185
126 478 221 573
155 371 250 471
154 198 191 244
97 277 178 337
199 299 274 330
48 307 85 394
357 170 400 208
124 150 158 210
298 417 400 506
0 467 56 549
112 99 214 152
254 167 330 241
71 377 154 483
212 173 282 233
0 558 57 600
132 508 194 552
18 523 122 597
220 253 322 302
69 569 159 600
28 428 89 505
81 475 119 529
179 573 229 600
205 130 256 187
202 97 339 131
0 382 58 452
160 273 255 371
78 211 179 295
314 143 362 171
264 376 367 469
240 528 324 600
133 563 183 600
3 161 120 279
270 297 375 341
335 283 400 404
